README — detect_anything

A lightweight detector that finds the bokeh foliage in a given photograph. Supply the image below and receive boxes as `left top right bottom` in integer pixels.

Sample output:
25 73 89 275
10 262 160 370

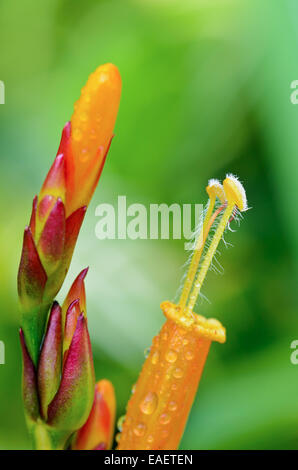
0 0 297 449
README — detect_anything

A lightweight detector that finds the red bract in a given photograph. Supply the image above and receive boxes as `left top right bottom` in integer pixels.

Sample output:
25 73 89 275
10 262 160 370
20 272 95 448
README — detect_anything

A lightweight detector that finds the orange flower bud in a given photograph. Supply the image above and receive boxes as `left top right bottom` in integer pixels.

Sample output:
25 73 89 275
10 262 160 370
73 380 116 450
66 63 122 216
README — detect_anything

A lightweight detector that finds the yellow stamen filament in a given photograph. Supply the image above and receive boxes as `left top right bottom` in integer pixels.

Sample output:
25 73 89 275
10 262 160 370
186 201 234 313
179 180 225 310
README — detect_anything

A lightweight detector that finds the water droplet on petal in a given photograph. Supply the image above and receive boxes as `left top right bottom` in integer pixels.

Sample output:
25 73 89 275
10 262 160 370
185 350 194 361
173 367 183 378
90 129 97 140
80 112 88 122
131 383 136 394
165 350 177 363
168 401 177 411
140 392 158 415
80 148 89 162
133 423 146 437
117 415 125 432
144 346 151 358
73 128 82 142
151 351 159 365
159 413 171 425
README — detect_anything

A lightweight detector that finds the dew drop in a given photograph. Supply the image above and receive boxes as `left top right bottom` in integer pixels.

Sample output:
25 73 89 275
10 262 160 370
90 129 97 140
80 148 89 162
185 350 194 361
165 350 177 363
159 413 171 425
139 392 158 415
168 401 177 411
117 415 125 432
153 335 160 346
173 367 183 379
133 423 146 437
144 346 151 358
183 338 189 346
131 383 136 394
80 112 88 122
147 435 154 443
171 383 178 391
151 351 159 365
73 128 82 142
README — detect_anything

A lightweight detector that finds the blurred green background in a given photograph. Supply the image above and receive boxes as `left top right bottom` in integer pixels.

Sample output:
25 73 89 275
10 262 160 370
0 0 297 450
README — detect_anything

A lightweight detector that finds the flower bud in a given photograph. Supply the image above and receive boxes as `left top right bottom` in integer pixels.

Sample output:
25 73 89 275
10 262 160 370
47 313 95 431
18 64 121 364
66 63 122 216
73 380 116 450
37 302 62 420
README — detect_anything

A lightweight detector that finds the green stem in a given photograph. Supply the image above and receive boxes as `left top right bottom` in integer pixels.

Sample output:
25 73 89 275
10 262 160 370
30 419 71 450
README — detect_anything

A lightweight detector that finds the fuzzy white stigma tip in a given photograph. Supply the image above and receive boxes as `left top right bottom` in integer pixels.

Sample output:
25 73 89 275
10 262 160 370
206 179 226 203
223 174 247 211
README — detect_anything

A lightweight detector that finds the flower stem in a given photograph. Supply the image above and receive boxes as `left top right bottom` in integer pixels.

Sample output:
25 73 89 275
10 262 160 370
31 420 70 450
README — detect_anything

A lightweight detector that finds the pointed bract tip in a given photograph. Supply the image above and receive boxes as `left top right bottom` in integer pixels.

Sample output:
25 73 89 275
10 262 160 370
79 266 89 280
63 269 87 318
68 298 80 310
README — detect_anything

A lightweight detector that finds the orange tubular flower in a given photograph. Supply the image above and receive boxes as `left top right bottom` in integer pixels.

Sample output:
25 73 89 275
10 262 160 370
72 380 116 450
118 175 248 450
